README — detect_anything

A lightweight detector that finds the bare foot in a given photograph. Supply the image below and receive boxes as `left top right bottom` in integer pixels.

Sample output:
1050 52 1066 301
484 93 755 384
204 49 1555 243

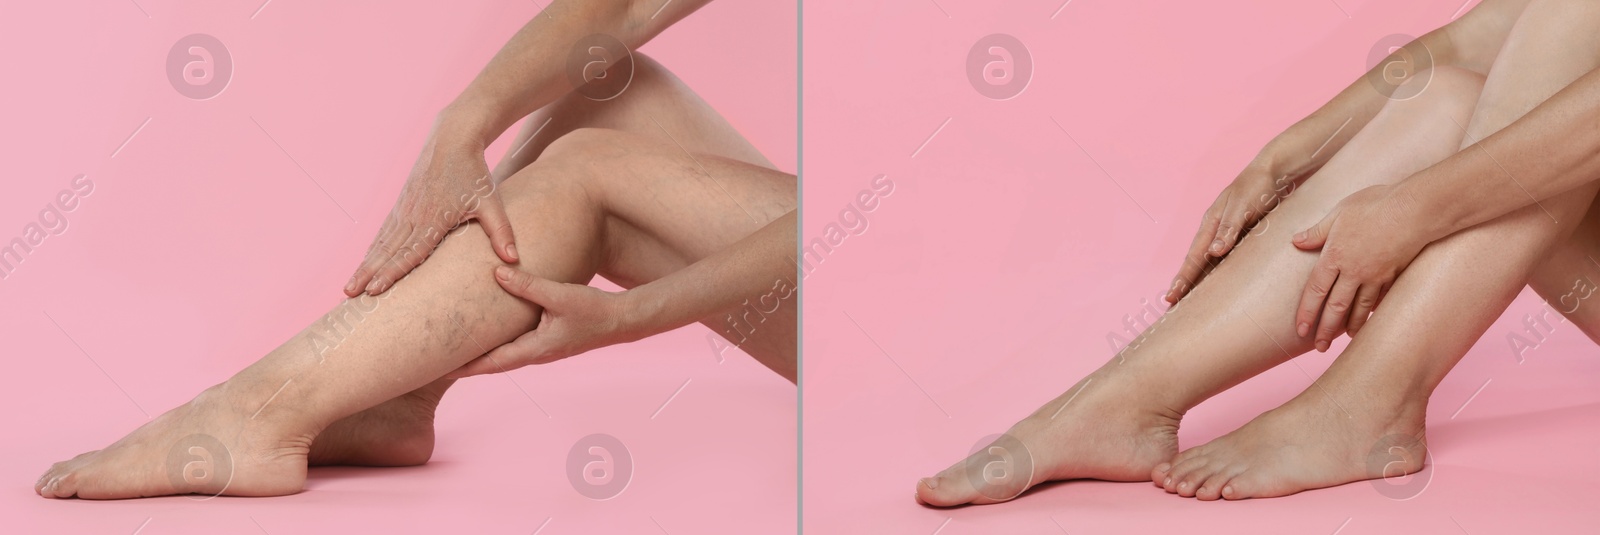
308 381 449 467
35 385 312 499
1151 389 1427 500
914 374 1181 506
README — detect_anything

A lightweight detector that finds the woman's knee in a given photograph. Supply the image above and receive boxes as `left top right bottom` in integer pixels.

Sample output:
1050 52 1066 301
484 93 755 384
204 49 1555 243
1380 65 1485 118
496 128 643 207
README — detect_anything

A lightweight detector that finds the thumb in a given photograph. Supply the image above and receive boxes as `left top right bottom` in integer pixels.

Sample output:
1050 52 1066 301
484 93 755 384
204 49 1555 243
1293 209 1336 250
494 266 566 308
475 194 520 264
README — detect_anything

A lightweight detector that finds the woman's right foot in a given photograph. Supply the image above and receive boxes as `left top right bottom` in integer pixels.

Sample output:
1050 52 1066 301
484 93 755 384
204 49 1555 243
914 374 1182 506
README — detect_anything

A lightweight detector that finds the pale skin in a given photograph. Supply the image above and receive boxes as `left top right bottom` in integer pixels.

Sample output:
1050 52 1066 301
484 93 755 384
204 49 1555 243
36 48 796 498
917 0 1600 505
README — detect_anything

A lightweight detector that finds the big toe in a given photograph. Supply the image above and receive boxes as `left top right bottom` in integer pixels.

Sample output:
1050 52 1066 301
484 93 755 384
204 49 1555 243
915 474 982 507
916 463 1033 507
38 468 79 499
1149 462 1173 488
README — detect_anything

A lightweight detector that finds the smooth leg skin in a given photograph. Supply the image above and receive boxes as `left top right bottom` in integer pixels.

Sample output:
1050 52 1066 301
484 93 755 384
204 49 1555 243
913 66 1488 507
921 65 1491 506
1529 199 1600 343
309 52 791 467
34 129 794 499
1158 0 1600 501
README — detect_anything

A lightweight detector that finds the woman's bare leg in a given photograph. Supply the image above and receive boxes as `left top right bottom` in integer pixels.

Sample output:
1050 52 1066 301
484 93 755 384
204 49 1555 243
914 66 1489 507
494 53 774 177
35 128 793 499
310 52 787 466
1158 0 1600 500
1530 199 1600 342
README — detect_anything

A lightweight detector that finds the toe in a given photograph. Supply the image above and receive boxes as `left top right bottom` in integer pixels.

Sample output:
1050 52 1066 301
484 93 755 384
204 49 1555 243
1164 456 1205 493
1221 481 1242 500
49 471 79 499
35 467 56 496
1221 469 1278 500
40 474 65 499
1178 464 1217 498
1149 462 1173 487
1222 469 1296 500
916 473 980 507
1195 467 1238 501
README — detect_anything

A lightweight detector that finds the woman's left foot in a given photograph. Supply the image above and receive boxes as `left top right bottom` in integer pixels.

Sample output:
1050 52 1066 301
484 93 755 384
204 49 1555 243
1151 386 1427 500
35 385 312 499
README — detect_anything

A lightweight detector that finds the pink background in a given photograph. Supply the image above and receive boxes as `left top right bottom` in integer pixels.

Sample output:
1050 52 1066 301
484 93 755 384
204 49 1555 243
0 1 794 534
802 0 1599 533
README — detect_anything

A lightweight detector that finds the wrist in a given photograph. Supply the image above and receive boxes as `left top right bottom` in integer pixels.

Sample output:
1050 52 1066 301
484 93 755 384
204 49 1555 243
435 98 503 147
617 286 668 341
1255 137 1311 180
1382 181 1447 244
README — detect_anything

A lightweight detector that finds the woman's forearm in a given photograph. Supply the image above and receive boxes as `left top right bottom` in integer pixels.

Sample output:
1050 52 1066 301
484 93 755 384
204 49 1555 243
1263 0 1526 179
1395 66 1600 242
624 210 797 338
442 0 712 144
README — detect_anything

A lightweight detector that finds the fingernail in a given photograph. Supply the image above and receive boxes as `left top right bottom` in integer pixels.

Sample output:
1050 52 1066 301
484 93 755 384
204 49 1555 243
1293 231 1305 241
1316 340 1330 352
506 243 518 259
1297 323 1309 337
921 477 938 489
345 275 358 293
1209 239 1224 254
495 266 514 280
364 279 380 294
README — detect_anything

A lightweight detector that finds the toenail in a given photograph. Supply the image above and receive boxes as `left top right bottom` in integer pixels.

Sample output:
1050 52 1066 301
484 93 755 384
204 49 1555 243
921 477 938 490
1223 485 1234 497
1163 477 1172 487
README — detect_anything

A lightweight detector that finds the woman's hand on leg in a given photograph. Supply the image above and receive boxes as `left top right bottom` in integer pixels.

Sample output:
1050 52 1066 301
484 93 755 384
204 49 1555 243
1168 158 1296 303
449 265 647 377
1292 184 1429 349
345 124 519 298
